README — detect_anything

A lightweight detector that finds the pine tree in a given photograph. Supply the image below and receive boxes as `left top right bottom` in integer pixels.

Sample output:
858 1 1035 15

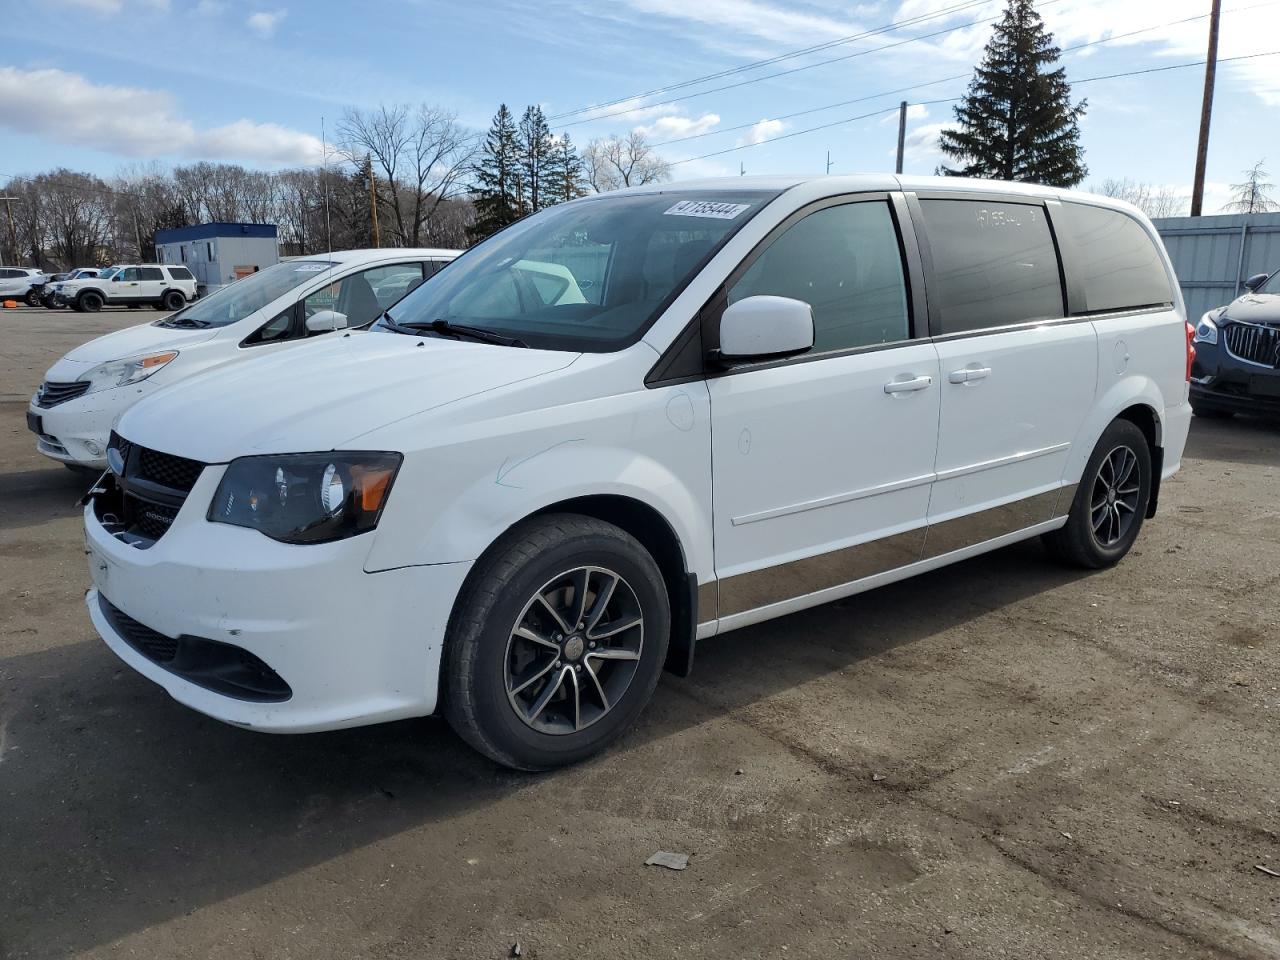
543 133 588 205
518 105 554 214
938 0 1087 187
1223 159 1278 214
469 104 521 243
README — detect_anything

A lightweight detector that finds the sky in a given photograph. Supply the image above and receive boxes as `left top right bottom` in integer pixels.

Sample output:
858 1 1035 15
3 0 1279 213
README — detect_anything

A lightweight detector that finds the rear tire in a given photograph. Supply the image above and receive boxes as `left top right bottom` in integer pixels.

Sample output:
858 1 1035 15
25 289 41 307
1043 419 1152 569
78 291 103 312
161 290 185 312
444 514 670 771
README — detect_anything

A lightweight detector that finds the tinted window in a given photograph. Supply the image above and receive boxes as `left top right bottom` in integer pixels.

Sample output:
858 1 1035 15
729 201 910 353
168 266 194 281
920 199 1063 334
1056 203 1172 313
139 267 164 280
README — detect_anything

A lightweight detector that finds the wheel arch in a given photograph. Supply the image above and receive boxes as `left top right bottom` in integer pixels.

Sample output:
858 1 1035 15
1115 403 1164 518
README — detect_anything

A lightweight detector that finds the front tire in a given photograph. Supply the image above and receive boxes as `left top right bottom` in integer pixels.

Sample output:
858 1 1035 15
1043 419 1152 569
25 289 41 307
444 514 670 770
78 291 103 312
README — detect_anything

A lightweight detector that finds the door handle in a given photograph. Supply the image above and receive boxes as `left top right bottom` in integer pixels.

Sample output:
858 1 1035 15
948 366 992 384
883 375 933 395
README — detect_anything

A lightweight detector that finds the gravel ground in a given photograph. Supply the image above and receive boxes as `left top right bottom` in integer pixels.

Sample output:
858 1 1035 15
1 307 1278 959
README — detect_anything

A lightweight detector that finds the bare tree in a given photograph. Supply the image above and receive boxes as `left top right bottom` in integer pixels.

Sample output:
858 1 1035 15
1222 160 1278 214
1092 178 1187 218
584 132 671 193
338 103 475 247
33 170 115 268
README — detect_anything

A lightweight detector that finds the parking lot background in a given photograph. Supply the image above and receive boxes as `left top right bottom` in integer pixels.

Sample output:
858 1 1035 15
1 305 1278 959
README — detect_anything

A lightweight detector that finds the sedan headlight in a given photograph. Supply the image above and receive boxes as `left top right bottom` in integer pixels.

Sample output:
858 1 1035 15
1194 311 1219 345
78 351 178 393
208 452 402 544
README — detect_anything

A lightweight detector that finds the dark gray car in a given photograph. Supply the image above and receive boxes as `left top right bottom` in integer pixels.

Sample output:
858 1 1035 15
1190 270 1280 417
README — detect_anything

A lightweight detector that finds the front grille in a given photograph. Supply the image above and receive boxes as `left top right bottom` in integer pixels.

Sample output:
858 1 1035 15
36 380 89 408
99 594 178 662
1223 322 1280 368
106 433 206 545
137 446 203 492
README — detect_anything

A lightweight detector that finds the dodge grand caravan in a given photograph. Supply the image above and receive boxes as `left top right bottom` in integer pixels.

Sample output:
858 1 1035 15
84 176 1193 769
30 248 457 471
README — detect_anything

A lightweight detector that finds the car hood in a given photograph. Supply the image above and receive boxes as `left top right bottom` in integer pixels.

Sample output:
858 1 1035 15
1221 293 1280 326
55 322 220 366
116 331 579 463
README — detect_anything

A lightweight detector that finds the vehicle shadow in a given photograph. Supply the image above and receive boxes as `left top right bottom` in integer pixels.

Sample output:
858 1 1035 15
0 464 97 533
1185 414 1280 468
0 538 1091 957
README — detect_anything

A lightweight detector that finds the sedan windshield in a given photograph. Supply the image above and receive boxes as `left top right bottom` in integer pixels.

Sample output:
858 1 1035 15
161 259 336 328
376 190 776 351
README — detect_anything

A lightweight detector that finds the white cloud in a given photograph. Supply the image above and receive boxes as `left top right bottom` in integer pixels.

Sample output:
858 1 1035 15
899 120 952 172
246 8 286 38
0 67 322 166
195 0 225 14
738 118 788 146
634 112 721 140
619 0 862 45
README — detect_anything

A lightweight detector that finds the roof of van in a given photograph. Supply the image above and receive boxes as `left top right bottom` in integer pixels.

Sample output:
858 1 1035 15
607 174 1143 215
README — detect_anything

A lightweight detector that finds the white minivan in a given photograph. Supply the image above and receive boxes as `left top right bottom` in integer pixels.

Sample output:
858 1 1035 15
29 248 458 470
83 176 1192 769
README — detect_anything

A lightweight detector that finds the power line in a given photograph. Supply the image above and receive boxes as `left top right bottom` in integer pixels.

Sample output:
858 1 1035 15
548 0 994 121
561 0 1071 129
650 2 1274 150
667 50 1280 166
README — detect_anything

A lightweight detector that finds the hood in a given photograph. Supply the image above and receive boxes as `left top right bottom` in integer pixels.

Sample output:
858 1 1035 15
117 331 578 463
1221 293 1280 326
55 322 220 367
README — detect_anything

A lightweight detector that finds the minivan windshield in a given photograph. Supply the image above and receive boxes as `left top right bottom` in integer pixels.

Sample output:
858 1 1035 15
1260 271 1280 295
159 259 336 328
375 190 776 351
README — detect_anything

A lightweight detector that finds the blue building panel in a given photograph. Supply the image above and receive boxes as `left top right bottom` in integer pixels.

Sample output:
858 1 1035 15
155 222 278 244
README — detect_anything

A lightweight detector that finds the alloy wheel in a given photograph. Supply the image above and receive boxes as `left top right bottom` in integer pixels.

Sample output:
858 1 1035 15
1090 444 1141 547
504 565 644 735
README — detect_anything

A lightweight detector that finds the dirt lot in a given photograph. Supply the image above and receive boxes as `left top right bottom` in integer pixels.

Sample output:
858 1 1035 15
1 306 1278 959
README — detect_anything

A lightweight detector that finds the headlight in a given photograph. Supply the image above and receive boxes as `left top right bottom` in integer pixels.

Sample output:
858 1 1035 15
207 452 402 544
78 351 178 393
1194 312 1219 345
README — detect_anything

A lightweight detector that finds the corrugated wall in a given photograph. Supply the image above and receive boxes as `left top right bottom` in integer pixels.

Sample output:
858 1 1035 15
1153 212 1280 321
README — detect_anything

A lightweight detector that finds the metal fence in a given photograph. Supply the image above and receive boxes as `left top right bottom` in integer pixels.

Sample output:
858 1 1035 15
1153 212 1280 321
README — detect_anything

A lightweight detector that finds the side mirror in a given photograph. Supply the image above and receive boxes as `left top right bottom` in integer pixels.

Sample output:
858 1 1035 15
1243 273 1270 293
305 309 348 333
714 295 814 365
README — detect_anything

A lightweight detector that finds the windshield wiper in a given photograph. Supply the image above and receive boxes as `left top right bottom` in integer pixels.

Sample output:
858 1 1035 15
158 315 210 328
386 317 527 348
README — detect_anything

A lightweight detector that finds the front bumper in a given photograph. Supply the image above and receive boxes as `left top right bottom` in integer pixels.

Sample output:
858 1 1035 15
84 466 471 732
1191 337 1280 415
28 391 118 468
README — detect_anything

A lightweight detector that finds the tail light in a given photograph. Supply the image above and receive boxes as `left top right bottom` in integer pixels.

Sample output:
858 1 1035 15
1185 320 1196 382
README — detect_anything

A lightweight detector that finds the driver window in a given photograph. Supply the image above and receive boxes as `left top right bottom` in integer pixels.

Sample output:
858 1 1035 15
728 201 910 354
304 263 422 328
118 268 140 282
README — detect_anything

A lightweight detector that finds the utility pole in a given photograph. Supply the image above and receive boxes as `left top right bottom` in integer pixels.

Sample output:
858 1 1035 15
0 197 18 264
740 161 746 176
895 101 908 175
367 154 380 248
826 151 833 174
1191 0 1221 216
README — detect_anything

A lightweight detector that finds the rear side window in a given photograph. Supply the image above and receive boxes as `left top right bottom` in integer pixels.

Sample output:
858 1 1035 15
139 267 164 280
168 266 194 281
919 199 1063 335
1056 203 1172 314
729 200 910 353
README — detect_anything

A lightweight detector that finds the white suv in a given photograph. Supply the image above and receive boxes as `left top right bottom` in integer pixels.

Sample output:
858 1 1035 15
30 248 458 470
83 176 1193 769
51 264 197 312
0 267 50 306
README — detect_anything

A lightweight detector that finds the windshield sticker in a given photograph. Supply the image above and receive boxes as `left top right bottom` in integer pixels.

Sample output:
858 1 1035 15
663 200 751 220
294 264 330 272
